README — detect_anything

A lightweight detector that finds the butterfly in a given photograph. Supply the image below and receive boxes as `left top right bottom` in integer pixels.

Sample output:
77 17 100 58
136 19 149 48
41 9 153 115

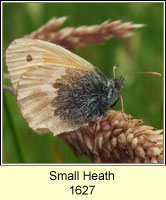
5 39 124 136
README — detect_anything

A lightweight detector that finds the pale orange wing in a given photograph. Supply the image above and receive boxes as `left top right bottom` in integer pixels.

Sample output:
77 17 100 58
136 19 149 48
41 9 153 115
5 38 96 135
16 65 82 135
5 38 95 91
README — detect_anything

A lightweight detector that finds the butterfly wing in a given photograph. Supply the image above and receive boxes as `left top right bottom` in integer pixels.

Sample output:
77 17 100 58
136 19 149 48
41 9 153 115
6 38 95 91
5 39 96 135
16 65 81 135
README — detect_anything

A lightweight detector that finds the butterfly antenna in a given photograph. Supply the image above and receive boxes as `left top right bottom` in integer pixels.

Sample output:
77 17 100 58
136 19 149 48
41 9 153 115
123 71 162 77
113 66 117 79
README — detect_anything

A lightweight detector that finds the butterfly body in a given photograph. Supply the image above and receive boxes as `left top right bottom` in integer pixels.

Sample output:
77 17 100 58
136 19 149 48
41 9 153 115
5 39 124 136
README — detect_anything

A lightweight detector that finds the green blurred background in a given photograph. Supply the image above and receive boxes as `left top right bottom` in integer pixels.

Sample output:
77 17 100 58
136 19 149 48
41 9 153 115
3 2 163 163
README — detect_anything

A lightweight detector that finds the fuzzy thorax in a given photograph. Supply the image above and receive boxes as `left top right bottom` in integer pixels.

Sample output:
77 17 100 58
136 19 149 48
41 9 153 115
52 68 125 126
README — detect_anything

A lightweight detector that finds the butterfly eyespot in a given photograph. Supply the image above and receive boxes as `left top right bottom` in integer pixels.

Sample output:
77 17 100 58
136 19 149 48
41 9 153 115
26 54 33 62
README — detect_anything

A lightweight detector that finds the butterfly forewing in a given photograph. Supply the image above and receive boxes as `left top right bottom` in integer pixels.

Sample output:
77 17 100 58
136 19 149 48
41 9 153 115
6 39 94 90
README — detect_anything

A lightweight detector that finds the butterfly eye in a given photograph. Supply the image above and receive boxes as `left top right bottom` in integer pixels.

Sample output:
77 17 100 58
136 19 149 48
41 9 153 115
117 81 121 90
115 76 125 91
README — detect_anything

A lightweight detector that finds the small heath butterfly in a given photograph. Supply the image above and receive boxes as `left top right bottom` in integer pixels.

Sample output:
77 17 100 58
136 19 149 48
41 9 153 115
5 39 124 135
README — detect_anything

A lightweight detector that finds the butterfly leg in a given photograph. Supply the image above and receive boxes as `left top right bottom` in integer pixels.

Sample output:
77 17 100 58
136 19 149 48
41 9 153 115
110 97 119 108
120 95 129 122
